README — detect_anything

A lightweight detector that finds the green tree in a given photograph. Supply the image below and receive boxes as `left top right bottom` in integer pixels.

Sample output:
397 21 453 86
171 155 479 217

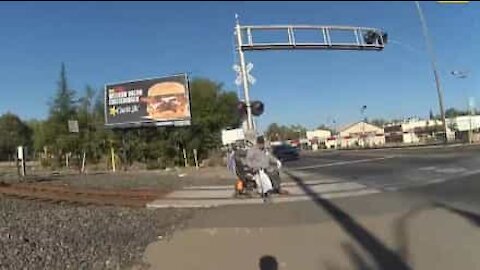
368 118 388 127
187 78 240 159
27 119 47 156
445 107 468 118
265 123 307 141
0 113 32 160
49 63 77 124
43 63 79 165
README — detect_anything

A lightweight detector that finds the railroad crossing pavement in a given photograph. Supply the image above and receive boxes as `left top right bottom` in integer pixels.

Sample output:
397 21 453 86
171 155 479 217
146 178 381 208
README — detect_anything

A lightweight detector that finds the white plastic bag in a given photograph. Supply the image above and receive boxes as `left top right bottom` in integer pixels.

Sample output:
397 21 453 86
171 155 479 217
254 169 273 194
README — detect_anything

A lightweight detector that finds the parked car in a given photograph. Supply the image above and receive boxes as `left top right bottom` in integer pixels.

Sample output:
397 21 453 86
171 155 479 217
271 144 300 161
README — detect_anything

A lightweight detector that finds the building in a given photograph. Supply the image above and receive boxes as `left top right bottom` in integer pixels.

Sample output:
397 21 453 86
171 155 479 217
325 122 385 149
385 118 455 144
447 115 480 142
306 129 332 150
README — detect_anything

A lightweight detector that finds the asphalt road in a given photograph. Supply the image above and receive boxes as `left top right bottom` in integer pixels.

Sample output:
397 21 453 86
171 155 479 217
188 144 480 228
287 145 480 207
146 145 480 270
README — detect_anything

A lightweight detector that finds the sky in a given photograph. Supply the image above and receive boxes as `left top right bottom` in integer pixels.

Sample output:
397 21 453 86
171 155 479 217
0 1 479 131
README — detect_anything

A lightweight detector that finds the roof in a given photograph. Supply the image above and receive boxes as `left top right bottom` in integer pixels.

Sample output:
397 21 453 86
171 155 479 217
339 121 383 134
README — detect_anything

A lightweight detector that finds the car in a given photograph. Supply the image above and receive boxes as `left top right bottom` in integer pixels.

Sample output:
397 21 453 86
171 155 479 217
271 144 300 162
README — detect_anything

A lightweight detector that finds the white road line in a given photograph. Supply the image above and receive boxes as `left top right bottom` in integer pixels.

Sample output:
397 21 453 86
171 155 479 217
182 179 335 190
146 188 381 209
289 156 395 170
381 168 480 191
172 182 369 199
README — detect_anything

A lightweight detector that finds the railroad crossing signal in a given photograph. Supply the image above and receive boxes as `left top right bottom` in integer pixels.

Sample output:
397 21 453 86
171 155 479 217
233 63 256 86
233 15 388 141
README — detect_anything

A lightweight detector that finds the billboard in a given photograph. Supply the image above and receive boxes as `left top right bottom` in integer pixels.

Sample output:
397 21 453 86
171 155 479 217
104 74 191 128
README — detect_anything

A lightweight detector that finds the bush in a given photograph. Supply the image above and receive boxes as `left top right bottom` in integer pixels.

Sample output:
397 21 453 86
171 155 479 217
145 158 167 170
40 158 51 168
204 150 225 167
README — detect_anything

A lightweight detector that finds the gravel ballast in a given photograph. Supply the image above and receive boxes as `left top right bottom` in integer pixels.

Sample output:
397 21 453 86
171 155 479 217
0 197 194 270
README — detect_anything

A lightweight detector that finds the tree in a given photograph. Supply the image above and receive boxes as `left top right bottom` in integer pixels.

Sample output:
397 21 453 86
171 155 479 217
266 123 282 141
0 113 32 160
43 63 79 165
49 63 77 124
265 123 307 141
27 119 47 156
445 107 468 118
316 124 335 133
184 78 240 159
368 118 388 127
429 109 434 120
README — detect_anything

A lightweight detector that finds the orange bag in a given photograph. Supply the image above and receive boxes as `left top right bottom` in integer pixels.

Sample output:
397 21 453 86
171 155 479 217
235 179 244 191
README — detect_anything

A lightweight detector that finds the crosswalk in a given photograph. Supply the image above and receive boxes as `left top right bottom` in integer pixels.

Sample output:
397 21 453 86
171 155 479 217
146 165 480 209
147 173 380 209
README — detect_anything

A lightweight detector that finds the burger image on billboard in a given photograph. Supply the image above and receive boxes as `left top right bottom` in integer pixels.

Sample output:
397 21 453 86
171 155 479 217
141 81 189 120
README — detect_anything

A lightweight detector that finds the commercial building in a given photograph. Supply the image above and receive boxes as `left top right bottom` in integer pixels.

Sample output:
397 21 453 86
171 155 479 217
325 122 385 149
306 129 332 150
384 118 456 144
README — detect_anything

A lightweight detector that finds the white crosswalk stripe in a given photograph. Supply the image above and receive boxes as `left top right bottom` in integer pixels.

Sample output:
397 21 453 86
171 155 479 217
147 178 380 209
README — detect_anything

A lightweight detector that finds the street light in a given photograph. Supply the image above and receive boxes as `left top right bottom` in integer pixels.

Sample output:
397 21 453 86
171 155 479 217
415 1 448 143
451 70 473 143
360 105 367 147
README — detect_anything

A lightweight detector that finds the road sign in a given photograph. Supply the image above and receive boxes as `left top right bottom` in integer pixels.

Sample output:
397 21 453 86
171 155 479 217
233 63 255 85
68 120 79 133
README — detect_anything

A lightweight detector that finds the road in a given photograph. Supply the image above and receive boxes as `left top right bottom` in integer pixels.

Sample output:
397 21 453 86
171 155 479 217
144 145 480 270
287 145 480 211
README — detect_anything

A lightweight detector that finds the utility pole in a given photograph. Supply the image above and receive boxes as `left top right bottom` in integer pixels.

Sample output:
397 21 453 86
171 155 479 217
361 105 367 147
415 1 448 143
451 70 473 143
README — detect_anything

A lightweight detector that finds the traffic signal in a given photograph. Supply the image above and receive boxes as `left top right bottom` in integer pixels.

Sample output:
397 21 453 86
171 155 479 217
363 30 388 46
251 100 264 116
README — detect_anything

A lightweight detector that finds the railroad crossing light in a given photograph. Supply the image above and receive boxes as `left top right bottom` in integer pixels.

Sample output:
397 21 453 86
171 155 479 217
251 100 264 116
363 30 388 45
237 101 247 118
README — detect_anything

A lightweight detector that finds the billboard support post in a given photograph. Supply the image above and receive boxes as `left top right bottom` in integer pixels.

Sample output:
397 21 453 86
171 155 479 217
16 146 26 179
110 145 116 172
193 149 199 170
122 131 128 171
183 148 188 167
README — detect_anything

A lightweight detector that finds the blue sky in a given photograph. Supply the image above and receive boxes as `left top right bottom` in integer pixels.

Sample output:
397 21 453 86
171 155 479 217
0 1 478 131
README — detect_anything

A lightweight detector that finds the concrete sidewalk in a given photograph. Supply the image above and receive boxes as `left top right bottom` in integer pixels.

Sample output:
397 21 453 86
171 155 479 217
143 206 480 270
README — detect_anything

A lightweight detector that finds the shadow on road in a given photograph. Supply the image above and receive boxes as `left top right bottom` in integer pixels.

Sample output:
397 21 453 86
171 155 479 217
259 255 278 270
435 202 480 227
284 171 411 270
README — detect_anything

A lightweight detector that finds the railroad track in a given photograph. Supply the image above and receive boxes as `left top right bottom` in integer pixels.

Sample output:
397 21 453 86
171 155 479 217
0 182 167 207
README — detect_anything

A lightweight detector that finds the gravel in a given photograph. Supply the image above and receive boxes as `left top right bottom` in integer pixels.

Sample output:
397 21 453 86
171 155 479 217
0 197 194 270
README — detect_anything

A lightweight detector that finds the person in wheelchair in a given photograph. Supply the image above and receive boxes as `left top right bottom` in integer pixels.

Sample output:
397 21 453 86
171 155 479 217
246 136 288 195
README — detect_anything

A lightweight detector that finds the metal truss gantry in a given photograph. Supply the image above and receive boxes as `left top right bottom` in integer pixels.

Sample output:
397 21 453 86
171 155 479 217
233 15 387 140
